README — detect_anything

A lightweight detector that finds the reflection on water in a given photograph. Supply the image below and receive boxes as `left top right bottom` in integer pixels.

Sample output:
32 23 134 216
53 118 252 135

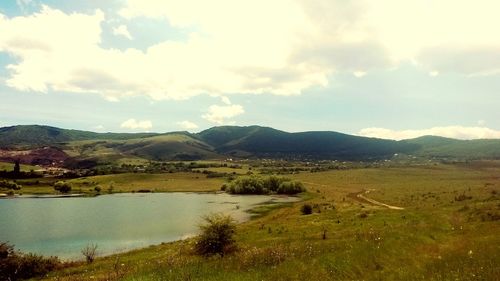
0 192 297 259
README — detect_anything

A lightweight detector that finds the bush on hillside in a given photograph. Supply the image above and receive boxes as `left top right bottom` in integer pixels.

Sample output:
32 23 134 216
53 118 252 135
81 243 98 264
53 181 72 193
223 175 305 195
0 180 21 190
301 204 313 215
194 214 237 257
0 242 61 281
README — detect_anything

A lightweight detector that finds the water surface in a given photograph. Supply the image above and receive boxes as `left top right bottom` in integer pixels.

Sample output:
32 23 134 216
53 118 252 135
0 192 296 259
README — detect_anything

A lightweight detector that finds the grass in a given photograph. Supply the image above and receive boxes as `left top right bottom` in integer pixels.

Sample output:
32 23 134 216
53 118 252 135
69 172 225 193
4 172 225 195
17 162 500 280
0 161 40 172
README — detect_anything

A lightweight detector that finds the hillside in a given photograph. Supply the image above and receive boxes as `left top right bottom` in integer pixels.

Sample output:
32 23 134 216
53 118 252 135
0 125 499 167
403 135 500 159
199 126 418 160
0 125 158 147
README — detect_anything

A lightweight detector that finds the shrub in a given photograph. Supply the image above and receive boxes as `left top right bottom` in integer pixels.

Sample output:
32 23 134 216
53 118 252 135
81 243 98 263
0 180 21 190
0 242 61 281
277 181 305 194
53 181 72 193
94 186 102 193
263 175 288 192
194 214 236 257
301 204 313 215
225 176 265 194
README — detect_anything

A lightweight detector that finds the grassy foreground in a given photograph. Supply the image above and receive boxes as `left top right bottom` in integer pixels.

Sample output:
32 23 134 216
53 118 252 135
37 162 500 280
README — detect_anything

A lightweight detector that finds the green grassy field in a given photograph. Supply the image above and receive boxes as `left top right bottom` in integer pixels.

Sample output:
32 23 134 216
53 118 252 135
0 161 40 172
69 172 225 193
2 173 225 195
37 162 500 281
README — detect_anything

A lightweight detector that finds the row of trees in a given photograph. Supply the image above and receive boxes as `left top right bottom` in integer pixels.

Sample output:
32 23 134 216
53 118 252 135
222 175 305 195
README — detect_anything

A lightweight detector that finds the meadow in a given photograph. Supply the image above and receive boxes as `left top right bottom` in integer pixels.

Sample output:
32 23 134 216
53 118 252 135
0 161 39 172
29 161 499 281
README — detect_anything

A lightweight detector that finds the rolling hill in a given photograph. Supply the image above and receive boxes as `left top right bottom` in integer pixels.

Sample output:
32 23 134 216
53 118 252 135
0 125 499 167
199 126 418 160
0 125 158 147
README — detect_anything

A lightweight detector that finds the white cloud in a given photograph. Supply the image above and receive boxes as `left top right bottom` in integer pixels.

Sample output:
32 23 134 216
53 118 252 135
177 120 198 130
202 104 244 124
353 71 366 78
93 125 105 131
120 118 152 130
0 6 105 93
358 126 500 140
0 4 326 100
112 24 133 40
1 1 500 101
418 46 500 75
220 96 231 105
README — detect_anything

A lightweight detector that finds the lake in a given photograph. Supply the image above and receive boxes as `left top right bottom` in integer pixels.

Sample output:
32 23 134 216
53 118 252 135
0 192 297 260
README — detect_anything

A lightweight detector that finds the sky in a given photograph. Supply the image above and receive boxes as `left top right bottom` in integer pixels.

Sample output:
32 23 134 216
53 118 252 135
0 0 499 140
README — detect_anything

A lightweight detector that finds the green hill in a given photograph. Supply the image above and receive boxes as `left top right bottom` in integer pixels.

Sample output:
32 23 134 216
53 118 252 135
0 125 158 147
199 126 418 160
0 125 499 167
403 135 500 159
117 134 220 161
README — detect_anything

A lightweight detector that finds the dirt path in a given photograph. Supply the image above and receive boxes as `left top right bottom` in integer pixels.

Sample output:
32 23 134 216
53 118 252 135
303 181 405 210
351 189 404 210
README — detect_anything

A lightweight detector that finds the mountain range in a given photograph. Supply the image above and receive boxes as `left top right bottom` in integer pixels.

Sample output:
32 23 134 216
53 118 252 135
0 125 499 167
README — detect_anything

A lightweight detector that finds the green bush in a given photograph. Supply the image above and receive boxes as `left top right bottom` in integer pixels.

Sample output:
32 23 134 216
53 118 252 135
277 181 305 194
224 175 305 195
53 181 72 193
225 176 265 194
194 214 237 257
0 242 61 281
0 180 21 190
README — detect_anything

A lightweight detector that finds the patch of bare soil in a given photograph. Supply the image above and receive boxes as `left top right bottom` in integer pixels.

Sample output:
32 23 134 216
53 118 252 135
0 147 69 166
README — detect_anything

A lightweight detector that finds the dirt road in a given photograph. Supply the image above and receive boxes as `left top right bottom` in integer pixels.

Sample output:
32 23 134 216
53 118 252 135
351 189 404 210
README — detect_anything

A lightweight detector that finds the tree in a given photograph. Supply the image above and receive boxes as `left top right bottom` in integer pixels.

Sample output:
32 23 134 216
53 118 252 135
194 214 236 257
13 160 20 175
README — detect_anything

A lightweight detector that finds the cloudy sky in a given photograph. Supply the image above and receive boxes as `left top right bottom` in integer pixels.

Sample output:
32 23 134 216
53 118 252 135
0 0 499 140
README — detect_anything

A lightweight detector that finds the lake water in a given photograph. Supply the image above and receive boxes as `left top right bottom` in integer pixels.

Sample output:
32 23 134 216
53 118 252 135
0 192 297 260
